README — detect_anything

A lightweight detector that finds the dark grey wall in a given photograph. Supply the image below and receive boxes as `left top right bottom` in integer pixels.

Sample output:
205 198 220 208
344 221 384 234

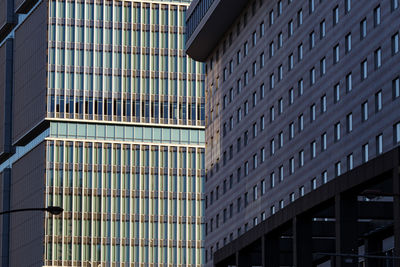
9 142 45 267
0 38 14 160
13 1 47 145
202 0 400 263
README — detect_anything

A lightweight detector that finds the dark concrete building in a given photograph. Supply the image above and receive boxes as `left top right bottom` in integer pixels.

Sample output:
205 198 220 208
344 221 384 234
186 0 400 266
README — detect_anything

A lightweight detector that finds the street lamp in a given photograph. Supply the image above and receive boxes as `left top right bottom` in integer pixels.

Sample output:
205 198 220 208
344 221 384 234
0 206 63 216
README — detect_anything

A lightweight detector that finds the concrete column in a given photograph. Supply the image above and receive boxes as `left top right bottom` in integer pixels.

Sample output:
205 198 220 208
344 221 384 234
364 236 382 267
264 233 279 267
293 216 313 267
335 194 358 267
393 158 400 267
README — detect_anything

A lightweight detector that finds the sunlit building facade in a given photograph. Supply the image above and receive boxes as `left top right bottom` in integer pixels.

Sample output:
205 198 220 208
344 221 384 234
0 0 205 266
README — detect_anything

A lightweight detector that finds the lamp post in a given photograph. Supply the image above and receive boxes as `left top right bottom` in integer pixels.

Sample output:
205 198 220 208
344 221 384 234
0 206 63 216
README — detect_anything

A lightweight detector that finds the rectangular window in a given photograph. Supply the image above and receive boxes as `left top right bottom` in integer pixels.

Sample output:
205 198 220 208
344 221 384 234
333 6 339 26
279 98 283 114
346 73 352 92
269 41 274 58
375 90 382 112
270 73 275 90
394 77 400 99
230 88 234 102
376 134 383 155
260 22 265 37
269 10 274 26
320 57 326 76
311 178 317 190
298 114 304 132
362 143 369 163
346 113 353 133
278 65 283 81
252 31 257 46
270 106 275 122
244 131 248 146
278 32 283 48
244 42 248 56
253 154 258 169
345 33 352 53
374 5 381 27
298 79 304 96
322 171 328 184
270 139 275 155
253 123 257 138
270 172 275 188
260 53 265 68
253 61 257 76
279 165 284 181
261 179 266 195
279 132 284 148
362 101 368 121
298 9 303 26
392 0 399 11
261 147 265 162
289 122 295 140
288 20 294 37
289 157 295 174
334 122 341 141
244 72 249 86
299 186 305 196
345 0 351 13
260 84 265 99
299 150 304 167
334 44 340 63
361 59 368 80
298 43 303 61
289 88 294 105
347 153 354 170
310 104 316 122
321 95 327 113
278 0 282 16
309 0 315 14
310 31 315 49
321 132 327 151
237 50 241 64
335 161 341 177
374 48 382 69
252 92 257 107
311 141 317 159
395 122 400 144
320 20 326 39
360 18 367 39
288 54 294 70
290 192 295 203
393 33 399 55
334 83 340 103
310 68 316 85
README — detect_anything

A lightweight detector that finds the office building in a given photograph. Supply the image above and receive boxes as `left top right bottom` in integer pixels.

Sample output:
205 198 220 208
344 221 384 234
186 0 400 265
0 0 205 266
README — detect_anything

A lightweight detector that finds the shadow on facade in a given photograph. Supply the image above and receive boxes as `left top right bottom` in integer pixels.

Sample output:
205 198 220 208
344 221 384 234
214 146 400 267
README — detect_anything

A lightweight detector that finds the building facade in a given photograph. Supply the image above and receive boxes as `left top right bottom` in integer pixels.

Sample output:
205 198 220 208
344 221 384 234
185 0 400 265
0 0 205 266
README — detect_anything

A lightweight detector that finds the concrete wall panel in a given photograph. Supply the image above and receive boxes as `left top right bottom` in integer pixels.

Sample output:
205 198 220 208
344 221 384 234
13 1 47 145
9 142 45 267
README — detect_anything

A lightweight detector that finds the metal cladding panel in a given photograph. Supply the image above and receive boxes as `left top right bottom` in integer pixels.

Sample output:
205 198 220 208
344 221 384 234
0 39 13 159
0 0 16 41
13 1 47 145
9 142 45 267
0 169 11 267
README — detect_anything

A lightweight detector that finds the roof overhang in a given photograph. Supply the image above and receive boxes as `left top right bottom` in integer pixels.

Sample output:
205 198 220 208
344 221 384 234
185 0 249 62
